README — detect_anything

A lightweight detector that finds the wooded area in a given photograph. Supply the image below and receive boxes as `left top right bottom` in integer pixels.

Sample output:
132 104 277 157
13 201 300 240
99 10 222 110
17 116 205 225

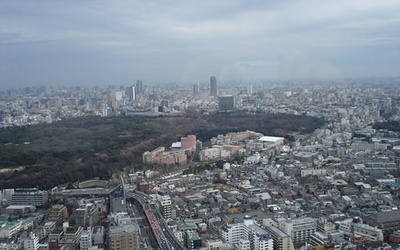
0 112 325 189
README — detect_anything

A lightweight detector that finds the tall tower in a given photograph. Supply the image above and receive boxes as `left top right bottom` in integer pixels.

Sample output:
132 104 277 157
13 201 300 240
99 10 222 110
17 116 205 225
193 83 199 97
135 80 143 94
128 86 136 101
210 76 218 97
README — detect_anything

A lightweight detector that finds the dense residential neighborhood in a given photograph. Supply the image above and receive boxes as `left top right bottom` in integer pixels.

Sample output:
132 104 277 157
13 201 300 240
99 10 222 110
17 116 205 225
1 78 400 249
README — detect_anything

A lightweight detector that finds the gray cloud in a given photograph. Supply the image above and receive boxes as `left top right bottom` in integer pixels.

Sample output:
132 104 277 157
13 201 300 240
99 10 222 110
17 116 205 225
0 0 399 88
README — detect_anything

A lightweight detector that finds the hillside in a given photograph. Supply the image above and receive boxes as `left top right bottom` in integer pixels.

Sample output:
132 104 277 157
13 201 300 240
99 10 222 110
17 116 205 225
0 112 324 189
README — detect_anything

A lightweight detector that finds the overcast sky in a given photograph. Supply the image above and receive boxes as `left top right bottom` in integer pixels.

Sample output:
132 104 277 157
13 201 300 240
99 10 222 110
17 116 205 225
0 0 399 88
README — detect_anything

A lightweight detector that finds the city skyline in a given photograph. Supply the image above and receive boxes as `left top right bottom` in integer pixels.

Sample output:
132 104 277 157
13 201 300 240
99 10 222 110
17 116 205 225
1 0 399 89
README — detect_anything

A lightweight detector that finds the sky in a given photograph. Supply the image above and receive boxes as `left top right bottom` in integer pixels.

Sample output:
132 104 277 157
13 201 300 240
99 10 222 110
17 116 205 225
0 0 399 89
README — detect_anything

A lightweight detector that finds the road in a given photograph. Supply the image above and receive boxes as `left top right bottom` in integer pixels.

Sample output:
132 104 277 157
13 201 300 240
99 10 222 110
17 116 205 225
119 172 187 249
129 192 187 250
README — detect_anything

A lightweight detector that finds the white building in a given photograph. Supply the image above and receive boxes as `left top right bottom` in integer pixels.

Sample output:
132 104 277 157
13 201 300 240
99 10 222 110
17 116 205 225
300 168 327 177
92 226 105 245
80 229 93 250
237 238 251 250
278 217 316 249
221 216 273 250
23 232 39 250
199 147 221 162
266 226 294 250
337 218 383 242
151 194 172 219
0 221 21 240
221 223 243 245
43 221 57 235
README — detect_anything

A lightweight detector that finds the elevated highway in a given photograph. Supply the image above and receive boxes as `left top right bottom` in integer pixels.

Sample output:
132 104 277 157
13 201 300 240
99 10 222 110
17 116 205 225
128 192 187 250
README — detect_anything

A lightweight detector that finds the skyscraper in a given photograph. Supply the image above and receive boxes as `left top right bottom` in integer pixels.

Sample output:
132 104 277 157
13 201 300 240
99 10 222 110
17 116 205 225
135 80 143 94
128 86 136 101
218 95 235 112
210 76 218 97
193 83 199 97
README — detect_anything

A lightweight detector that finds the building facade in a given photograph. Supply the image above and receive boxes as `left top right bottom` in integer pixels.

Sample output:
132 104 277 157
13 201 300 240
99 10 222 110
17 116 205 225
11 189 48 206
210 76 218 97
221 216 273 250
266 226 294 250
219 95 235 112
278 217 316 249
48 204 68 226
108 224 140 250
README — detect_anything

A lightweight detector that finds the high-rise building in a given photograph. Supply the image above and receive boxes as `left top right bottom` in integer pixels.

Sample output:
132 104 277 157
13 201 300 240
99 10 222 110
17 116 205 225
247 84 253 95
193 83 199 97
218 95 235 112
108 224 140 250
210 76 218 97
115 91 123 101
135 80 143 94
128 86 136 101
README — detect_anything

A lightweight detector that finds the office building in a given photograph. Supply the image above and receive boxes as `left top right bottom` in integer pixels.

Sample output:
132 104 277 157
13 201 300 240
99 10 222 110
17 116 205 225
218 95 235 112
247 84 253 95
11 188 48 206
210 76 218 97
108 224 140 250
115 91 123 101
338 218 383 242
128 86 136 101
193 83 199 97
135 80 143 94
92 226 105 245
365 210 400 239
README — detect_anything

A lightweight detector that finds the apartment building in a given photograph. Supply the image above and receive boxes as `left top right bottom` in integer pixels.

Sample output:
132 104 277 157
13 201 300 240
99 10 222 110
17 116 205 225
47 204 69 226
278 217 316 249
108 224 140 250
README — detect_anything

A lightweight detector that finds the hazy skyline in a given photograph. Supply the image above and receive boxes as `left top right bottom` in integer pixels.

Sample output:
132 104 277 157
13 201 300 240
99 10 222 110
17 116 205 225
1 0 399 89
